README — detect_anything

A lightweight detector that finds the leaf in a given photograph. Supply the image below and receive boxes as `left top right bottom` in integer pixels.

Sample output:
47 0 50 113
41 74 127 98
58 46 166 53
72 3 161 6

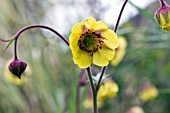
3 39 14 52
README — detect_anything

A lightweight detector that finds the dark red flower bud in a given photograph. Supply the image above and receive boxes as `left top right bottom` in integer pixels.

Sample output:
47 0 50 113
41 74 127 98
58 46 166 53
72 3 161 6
155 0 170 31
8 59 27 79
78 77 86 86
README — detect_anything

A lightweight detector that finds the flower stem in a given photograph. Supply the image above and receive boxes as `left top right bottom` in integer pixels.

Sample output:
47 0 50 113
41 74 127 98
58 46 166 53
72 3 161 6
159 0 167 7
86 67 95 96
96 66 106 89
14 39 18 60
114 0 129 33
14 25 69 45
96 0 128 90
12 24 69 60
86 67 97 113
93 91 98 113
0 38 13 42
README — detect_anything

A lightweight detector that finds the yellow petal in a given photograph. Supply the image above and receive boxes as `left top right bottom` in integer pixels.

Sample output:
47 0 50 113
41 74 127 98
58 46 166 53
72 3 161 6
167 11 170 24
93 51 109 66
103 39 119 50
159 13 166 27
162 24 170 31
101 29 119 48
71 22 83 34
118 37 127 49
99 44 115 60
69 33 80 47
98 86 108 100
93 21 108 31
110 37 127 66
84 17 96 30
107 83 118 97
111 50 126 66
101 29 117 41
70 45 82 59
73 51 92 68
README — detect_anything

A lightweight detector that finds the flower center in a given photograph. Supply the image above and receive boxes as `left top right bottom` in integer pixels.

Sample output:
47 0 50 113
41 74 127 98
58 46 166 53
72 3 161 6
78 30 104 55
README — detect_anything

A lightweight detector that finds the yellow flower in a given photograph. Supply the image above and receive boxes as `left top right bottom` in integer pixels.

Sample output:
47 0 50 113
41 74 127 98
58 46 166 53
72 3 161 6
98 80 119 101
83 96 103 109
139 83 158 102
127 106 145 113
4 60 32 85
111 36 127 66
69 17 119 68
155 4 170 31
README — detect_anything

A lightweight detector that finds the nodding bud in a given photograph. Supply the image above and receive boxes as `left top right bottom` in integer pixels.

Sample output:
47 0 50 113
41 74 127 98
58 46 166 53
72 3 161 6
78 77 86 86
155 1 170 31
8 59 27 79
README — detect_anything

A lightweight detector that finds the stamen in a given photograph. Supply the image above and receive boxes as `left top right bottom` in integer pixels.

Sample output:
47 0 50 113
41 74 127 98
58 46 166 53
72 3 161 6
78 29 104 55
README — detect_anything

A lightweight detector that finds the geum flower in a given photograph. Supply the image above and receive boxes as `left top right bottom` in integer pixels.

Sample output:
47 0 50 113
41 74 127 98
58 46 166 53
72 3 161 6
155 0 170 31
111 36 127 66
139 83 158 102
98 80 119 101
69 18 119 68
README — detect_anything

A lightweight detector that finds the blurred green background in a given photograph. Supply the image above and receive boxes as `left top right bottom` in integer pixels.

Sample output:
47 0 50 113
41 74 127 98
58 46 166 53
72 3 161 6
0 0 170 113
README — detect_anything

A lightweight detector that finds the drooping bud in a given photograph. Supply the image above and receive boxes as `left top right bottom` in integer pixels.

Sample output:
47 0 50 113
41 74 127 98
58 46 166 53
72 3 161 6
155 0 170 31
8 59 27 79
78 77 86 86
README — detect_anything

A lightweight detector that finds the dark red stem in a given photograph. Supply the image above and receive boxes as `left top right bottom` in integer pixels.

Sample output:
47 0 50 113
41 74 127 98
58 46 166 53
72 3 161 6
114 0 128 33
13 24 69 60
96 0 128 89
14 39 18 60
0 38 13 42
159 0 167 7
